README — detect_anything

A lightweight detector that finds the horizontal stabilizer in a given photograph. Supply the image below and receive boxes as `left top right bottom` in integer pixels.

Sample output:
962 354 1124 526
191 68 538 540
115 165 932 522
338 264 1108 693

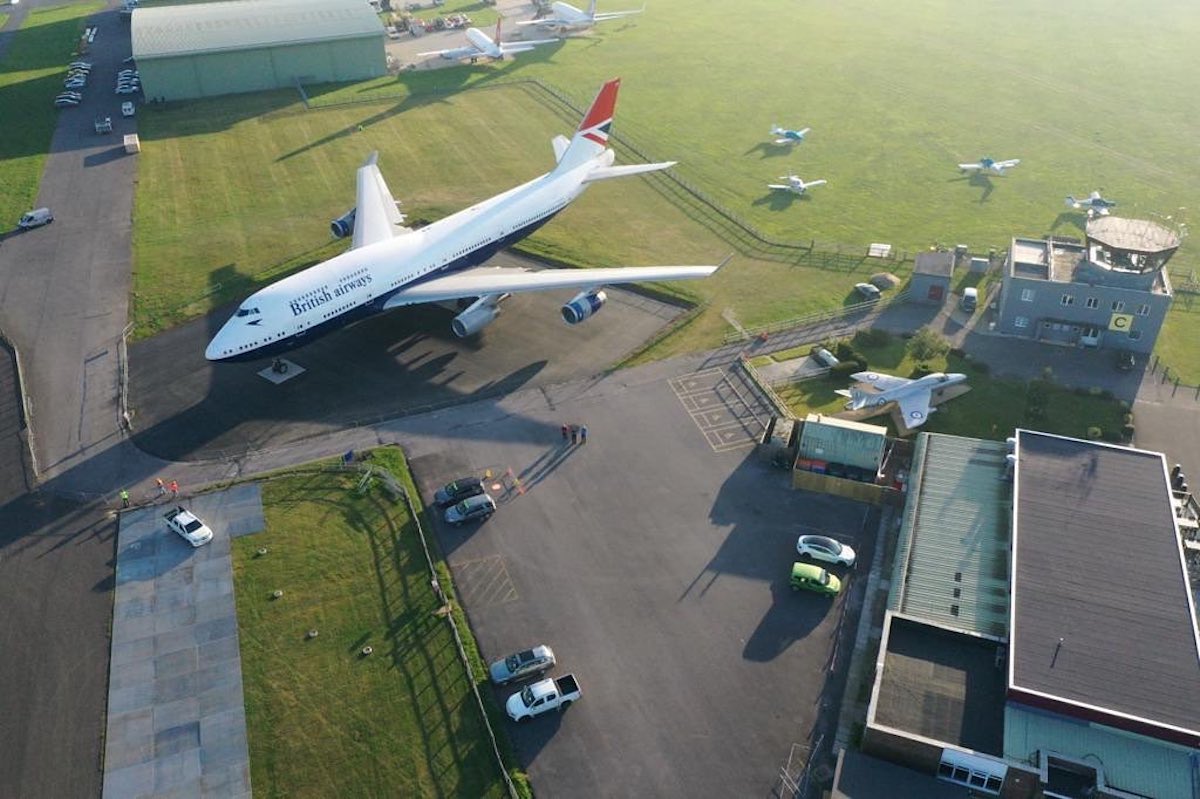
834 389 852 398
583 161 676 183
552 134 570 163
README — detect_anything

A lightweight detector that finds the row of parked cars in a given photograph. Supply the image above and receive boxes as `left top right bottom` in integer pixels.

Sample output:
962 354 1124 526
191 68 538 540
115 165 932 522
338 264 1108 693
790 533 856 596
431 476 583 721
55 60 93 107
434 476 497 525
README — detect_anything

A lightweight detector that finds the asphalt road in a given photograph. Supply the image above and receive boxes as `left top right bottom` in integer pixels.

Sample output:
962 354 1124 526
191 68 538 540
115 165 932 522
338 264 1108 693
0 3 135 481
0 5 132 797
129 274 681 461
0 494 115 799
405 360 872 798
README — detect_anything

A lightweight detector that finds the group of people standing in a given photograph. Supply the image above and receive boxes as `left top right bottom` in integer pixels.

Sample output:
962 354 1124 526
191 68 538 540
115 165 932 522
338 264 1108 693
560 423 589 445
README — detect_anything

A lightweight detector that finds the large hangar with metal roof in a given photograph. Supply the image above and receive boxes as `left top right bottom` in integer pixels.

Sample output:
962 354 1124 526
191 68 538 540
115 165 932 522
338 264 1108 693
131 0 385 101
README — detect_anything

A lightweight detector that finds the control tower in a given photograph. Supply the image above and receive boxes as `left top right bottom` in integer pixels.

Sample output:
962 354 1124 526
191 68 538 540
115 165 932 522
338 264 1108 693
1082 216 1181 291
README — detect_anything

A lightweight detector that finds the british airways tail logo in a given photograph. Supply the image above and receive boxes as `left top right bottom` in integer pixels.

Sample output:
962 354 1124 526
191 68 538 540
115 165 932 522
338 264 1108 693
582 119 612 146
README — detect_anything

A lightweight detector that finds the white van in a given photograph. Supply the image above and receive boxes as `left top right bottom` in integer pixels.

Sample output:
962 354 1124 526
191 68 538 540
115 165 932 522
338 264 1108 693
18 208 53 229
960 287 978 313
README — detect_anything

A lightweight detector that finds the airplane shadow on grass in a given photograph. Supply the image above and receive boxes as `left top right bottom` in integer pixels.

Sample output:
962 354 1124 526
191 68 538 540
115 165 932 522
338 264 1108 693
1050 210 1087 232
279 40 567 163
752 190 806 211
948 171 995 203
743 142 794 159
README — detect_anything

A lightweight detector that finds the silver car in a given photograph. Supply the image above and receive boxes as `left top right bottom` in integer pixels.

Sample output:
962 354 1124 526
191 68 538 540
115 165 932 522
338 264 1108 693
444 493 496 526
796 534 856 567
489 645 556 685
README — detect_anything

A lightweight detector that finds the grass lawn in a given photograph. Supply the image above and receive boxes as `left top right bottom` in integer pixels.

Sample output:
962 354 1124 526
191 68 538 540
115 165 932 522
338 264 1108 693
773 334 1129 442
232 451 512 799
0 2 103 229
127 0 1200 377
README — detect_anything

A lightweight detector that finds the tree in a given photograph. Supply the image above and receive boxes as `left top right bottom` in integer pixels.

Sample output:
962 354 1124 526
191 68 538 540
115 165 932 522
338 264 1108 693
906 326 950 362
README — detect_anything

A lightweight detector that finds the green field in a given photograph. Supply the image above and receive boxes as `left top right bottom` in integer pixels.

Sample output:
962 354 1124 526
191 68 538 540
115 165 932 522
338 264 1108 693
126 0 1200 375
233 454 513 798
772 333 1129 442
0 2 103 229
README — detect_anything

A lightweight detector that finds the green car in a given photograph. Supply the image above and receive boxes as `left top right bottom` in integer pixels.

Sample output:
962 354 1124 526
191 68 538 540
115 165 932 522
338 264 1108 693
790 562 841 596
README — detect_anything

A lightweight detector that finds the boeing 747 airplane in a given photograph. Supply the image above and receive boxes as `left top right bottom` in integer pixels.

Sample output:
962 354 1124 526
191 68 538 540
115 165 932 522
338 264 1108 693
205 79 721 363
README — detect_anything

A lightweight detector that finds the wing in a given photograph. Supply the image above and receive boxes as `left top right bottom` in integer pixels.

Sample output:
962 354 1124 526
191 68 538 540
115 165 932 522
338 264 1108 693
851 371 910 392
773 138 795 145
353 153 410 249
499 38 558 53
383 264 721 308
896 390 934 429
804 180 827 188
958 163 981 170
767 183 791 190
998 159 1020 168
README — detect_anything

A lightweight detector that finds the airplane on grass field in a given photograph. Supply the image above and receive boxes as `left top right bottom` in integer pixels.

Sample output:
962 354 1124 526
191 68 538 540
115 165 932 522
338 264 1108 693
767 175 826 195
836 370 968 430
1066 191 1117 217
958 157 1020 175
770 125 810 145
418 19 556 61
205 79 721 363
518 0 644 33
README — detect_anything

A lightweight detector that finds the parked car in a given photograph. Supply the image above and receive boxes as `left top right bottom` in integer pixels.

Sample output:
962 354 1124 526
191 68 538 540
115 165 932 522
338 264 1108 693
853 282 881 301
796 534 856 567
434 476 485 508
506 674 580 722
444 493 496 526
121 101 135 117
115 85 139 95
53 96 81 107
790 562 841 596
68 60 92 69
64 78 87 88
18 207 54 229
1114 350 1136 372
810 346 840 368
164 506 214 547
56 90 83 100
960 287 978 313
489 645 556 685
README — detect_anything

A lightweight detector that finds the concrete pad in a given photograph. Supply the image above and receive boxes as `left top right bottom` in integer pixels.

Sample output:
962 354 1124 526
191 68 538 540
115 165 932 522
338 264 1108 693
102 487 257 797
257 359 305 384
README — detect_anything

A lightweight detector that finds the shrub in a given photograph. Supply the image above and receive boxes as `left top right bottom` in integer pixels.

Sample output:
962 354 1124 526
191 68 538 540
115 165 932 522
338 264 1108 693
1121 424 1135 441
830 361 864 377
906 327 950 361
1086 426 1102 440
969 360 990 374
949 347 966 359
854 328 892 349
910 363 933 378
833 340 859 361
1123 412 1134 425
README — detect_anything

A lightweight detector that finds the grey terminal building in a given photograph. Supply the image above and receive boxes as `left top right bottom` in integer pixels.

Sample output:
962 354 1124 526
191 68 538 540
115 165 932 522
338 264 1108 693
993 217 1180 354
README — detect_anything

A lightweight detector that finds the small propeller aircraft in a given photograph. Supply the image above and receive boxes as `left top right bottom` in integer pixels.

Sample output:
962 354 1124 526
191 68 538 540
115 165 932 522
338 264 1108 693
1066 191 1117 217
770 125 811 145
958 157 1020 175
767 175 827 195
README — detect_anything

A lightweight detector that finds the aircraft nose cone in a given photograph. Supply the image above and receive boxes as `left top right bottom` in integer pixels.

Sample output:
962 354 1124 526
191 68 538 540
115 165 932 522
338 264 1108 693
205 326 229 361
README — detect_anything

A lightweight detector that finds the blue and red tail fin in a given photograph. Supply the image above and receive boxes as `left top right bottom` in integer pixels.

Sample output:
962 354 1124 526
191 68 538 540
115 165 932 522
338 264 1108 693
553 78 620 172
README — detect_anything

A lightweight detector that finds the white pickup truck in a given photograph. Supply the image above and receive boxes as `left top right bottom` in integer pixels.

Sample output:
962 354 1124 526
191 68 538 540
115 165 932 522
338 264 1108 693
506 674 580 722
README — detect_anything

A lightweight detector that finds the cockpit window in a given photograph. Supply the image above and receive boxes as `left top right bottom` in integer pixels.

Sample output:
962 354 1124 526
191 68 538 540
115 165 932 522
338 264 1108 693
235 307 261 317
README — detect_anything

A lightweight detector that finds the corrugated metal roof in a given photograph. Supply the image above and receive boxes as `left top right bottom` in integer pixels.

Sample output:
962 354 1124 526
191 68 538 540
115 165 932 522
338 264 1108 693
1005 703 1197 799
798 414 887 472
888 433 1011 637
1011 430 1200 741
132 0 383 60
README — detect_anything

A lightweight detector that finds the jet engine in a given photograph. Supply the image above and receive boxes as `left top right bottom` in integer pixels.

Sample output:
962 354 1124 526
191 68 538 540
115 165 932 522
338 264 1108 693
330 208 357 239
560 290 607 325
451 295 503 338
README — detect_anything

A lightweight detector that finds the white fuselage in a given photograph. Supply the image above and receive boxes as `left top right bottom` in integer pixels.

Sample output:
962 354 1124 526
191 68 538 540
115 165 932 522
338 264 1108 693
205 159 597 362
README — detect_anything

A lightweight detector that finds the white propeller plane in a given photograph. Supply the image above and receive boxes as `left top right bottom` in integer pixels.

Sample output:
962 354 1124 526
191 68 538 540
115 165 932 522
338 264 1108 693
205 79 722 363
767 175 826 195
958 157 1020 175
418 19 557 61
770 125 810 145
517 0 644 33
1066 191 1117 217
